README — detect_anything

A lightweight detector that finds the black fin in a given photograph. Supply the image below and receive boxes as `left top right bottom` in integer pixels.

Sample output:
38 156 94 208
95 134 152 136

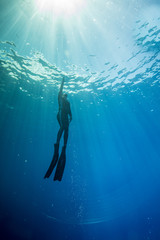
54 146 66 181
44 143 59 178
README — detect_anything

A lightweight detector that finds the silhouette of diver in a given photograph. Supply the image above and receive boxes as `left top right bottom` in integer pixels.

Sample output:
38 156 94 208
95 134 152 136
44 77 72 181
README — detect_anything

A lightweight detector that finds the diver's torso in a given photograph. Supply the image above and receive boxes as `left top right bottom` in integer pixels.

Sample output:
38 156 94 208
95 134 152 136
59 99 70 120
63 100 69 113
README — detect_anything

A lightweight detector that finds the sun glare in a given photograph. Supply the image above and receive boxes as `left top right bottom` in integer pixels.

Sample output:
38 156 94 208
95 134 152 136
35 0 86 17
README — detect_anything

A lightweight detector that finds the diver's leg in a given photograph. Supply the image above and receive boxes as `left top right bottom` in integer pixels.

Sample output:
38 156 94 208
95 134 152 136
54 126 68 181
64 127 69 147
57 112 61 126
44 127 62 178
57 127 64 144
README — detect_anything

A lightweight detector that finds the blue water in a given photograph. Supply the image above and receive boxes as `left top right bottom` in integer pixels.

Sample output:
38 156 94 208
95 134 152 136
1 0 160 239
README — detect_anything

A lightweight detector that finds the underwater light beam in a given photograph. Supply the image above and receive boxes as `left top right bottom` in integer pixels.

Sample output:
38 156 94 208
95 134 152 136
35 0 86 17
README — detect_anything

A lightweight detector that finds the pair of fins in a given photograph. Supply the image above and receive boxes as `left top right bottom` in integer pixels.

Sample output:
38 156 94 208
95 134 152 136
44 144 66 181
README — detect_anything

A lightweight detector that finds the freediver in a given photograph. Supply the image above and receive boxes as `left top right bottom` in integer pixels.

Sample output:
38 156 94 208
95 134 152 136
44 77 72 181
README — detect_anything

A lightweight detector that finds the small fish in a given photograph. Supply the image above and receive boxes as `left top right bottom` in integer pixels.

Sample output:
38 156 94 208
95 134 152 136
89 54 96 57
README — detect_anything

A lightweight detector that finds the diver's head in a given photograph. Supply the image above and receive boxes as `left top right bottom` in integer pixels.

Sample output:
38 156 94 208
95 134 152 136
62 93 68 100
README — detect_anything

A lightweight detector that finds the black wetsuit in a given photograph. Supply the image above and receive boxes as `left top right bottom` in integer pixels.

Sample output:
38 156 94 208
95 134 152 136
57 92 72 129
44 84 72 181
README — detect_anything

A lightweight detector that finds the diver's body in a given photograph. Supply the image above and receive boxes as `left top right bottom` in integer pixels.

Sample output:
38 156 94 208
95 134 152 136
56 78 72 147
44 77 72 181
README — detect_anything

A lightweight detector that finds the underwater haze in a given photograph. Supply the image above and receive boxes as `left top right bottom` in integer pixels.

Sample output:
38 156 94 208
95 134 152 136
0 0 160 239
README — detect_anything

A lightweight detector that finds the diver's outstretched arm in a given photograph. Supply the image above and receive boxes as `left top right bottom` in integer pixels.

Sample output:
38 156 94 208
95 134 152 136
58 77 65 104
59 77 65 94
